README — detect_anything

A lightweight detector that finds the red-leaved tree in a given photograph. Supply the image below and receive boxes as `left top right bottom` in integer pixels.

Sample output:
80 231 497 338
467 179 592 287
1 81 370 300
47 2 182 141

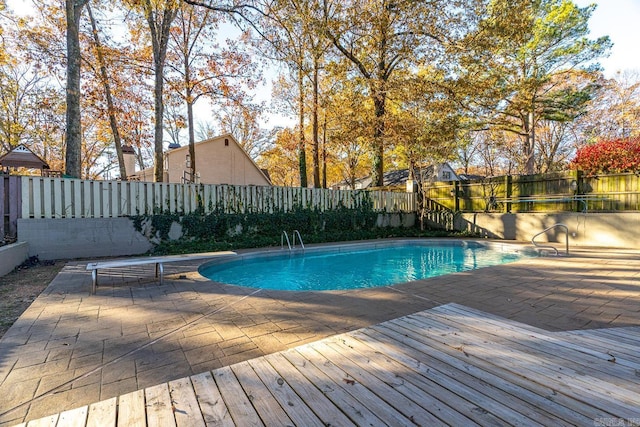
571 137 640 175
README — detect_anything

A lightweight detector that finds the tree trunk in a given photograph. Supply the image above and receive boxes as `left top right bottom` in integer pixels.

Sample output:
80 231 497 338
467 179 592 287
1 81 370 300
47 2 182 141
153 60 165 182
524 110 535 174
64 0 88 178
322 113 327 189
145 2 178 183
298 67 307 187
312 57 320 188
87 3 127 180
186 70 196 182
372 90 386 187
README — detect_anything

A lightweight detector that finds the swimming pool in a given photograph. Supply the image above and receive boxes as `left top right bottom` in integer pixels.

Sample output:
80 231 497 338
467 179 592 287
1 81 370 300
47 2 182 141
199 240 529 291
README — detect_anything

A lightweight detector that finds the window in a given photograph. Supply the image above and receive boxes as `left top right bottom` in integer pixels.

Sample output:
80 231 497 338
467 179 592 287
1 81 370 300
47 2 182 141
442 171 451 180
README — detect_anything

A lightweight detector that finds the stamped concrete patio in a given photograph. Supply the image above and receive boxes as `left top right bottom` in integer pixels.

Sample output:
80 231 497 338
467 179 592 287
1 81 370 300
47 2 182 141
0 240 639 425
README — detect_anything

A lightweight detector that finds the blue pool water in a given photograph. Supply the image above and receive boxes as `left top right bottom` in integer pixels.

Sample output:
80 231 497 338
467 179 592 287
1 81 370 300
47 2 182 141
199 242 524 291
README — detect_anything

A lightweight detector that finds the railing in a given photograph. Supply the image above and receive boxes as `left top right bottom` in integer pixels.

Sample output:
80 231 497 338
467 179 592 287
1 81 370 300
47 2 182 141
18 177 417 219
282 230 305 252
531 223 569 256
420 197 456 231
292 230 305 251
281 231 291 251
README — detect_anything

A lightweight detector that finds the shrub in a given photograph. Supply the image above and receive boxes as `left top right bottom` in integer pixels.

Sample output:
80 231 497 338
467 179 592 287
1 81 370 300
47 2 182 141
571 137 640 175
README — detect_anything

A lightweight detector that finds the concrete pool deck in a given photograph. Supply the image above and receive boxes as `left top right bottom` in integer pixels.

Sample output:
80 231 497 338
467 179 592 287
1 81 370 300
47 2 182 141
0 240 639 425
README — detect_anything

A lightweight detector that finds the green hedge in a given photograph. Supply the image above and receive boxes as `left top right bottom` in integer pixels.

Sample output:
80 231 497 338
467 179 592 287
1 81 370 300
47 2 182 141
131 206 471 255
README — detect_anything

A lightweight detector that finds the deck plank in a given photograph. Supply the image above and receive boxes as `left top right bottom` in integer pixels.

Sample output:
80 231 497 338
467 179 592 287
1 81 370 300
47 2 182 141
245 356 325 427
322 336 487 426
144 383 176 427
396 313 640 418
279 348 385 426
434 304 640 377
190 371 233 427
262 352 357 427
330 331 569 427
351 328 585 427
212 365 263 426
25 415 58 427
374 321 613 422
312 340 459 426
168 377 205 427
416 309 640 397
556 329 640 363
117 390 146 427
56 406 88 427
294 344 422 426
86 397 116 427
230 361 296 426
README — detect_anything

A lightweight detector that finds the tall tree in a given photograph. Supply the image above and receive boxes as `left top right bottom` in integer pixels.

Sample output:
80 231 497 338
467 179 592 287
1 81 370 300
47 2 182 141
140 0 179 182
0 62 45 153
65 0 90 178
86 2 127 179
578 71 640 143
322 0 468 186
166 4 257 181
253 0 312 187
214 101 273 159
462 0 611 174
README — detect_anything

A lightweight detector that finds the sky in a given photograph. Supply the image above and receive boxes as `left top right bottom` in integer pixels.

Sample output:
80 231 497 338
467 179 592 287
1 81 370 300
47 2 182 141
574 0 640 76
7 0 640 76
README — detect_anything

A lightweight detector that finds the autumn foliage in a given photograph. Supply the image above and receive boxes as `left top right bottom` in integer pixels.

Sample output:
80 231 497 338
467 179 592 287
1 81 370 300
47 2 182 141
571 137 640 175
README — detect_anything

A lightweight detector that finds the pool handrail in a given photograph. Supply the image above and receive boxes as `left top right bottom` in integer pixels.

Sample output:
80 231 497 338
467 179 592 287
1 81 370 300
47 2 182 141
293 230 305 251
531 223 569 256
281 231 292 251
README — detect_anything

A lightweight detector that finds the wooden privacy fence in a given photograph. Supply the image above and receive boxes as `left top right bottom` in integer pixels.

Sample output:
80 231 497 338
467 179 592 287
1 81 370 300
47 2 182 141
424 171 640 213
18 177 416 219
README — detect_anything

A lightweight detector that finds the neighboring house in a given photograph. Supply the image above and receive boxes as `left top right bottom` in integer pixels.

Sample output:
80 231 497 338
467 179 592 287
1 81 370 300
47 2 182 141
458 173 485 182
132 134 271 186
336 163 460 190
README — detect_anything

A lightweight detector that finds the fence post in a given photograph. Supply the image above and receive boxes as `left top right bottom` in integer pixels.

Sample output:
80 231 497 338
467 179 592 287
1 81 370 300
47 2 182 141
453 181 460 212
504 175 512 213
0 175 5 238
573 169 583 212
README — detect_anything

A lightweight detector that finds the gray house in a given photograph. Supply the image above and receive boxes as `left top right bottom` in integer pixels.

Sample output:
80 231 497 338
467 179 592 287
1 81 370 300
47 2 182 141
336 163 460 190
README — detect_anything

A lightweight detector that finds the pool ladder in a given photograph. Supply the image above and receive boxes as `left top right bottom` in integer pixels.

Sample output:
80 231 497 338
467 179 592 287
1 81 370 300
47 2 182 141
281 230 305 252
531 223 569 256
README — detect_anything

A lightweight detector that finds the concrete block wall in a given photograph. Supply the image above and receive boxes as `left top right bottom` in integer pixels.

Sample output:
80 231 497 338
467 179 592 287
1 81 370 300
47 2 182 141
17 212 638 261
18 218 153 260
457 212 640 249
0 242 29 277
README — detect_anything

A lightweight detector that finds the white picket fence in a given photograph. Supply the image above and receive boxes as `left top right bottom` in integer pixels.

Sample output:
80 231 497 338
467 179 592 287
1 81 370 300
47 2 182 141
20 177 416 219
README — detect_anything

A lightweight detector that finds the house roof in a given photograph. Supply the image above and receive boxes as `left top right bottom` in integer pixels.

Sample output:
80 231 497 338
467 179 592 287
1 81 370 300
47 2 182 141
347 164 450 188
134 134 271 185
0 144 50 169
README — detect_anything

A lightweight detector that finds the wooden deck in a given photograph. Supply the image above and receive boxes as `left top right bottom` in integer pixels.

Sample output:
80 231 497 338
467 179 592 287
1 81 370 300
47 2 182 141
16 303 640 426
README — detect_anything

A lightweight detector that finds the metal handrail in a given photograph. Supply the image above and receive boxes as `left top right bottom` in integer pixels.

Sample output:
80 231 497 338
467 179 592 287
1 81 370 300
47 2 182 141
293 230 305 251
281 231 291 251
498 196 588 213
531 223 569 256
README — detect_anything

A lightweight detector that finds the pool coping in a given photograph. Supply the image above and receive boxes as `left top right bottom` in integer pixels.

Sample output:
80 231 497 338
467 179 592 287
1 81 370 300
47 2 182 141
201 237 539 267
198 238 539 291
